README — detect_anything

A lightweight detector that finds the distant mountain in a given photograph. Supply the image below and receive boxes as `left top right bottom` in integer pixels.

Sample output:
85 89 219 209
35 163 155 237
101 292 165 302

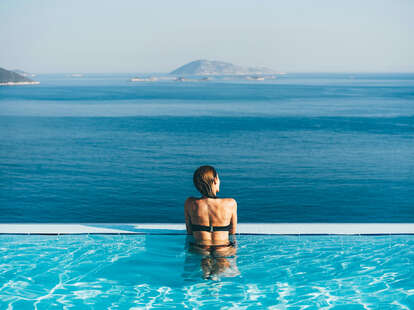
0 67 39 85
170 59 278 76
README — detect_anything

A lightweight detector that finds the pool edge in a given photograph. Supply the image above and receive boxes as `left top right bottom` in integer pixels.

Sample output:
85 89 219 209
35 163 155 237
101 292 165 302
1 223 414 235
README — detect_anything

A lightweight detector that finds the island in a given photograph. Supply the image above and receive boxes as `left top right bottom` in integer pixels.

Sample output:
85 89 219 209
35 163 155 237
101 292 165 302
169 59 280 76
0 67 40 85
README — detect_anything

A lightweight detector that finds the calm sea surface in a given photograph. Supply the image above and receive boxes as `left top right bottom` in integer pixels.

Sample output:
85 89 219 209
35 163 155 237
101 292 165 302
0 73 413 222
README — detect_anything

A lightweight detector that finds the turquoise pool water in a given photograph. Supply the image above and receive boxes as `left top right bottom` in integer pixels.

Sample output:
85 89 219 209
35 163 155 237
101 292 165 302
0 234 413 309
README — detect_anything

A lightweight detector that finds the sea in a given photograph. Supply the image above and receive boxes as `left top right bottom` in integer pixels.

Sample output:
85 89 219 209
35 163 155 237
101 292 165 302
0 73 413 223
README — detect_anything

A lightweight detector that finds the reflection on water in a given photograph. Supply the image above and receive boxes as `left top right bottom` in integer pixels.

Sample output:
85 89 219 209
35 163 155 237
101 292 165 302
183 235 240 280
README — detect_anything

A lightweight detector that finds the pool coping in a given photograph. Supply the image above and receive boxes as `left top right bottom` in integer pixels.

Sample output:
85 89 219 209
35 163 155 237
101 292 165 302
0 223 413 235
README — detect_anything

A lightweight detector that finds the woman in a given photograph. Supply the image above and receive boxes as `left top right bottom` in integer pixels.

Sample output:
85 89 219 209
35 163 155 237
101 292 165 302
184 165 237 257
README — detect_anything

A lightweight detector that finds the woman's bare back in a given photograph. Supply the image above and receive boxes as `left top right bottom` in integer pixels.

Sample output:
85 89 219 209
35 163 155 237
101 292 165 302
185 197 237 246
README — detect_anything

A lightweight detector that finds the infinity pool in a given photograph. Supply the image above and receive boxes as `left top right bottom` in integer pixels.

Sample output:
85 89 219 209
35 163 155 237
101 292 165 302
1 234 413 309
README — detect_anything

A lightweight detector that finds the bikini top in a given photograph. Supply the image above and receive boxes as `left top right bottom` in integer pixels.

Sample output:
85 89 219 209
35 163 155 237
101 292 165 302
191 223 231 232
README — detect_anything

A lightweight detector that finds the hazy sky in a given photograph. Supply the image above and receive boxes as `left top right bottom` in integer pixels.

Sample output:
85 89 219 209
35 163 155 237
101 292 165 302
1 0 413 73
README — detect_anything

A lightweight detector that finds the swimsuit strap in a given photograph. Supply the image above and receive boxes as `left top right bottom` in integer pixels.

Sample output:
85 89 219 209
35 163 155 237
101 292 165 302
191 223 231 232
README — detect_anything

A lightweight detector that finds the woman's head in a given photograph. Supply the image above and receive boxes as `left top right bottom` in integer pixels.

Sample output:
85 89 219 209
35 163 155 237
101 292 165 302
193 165 220 198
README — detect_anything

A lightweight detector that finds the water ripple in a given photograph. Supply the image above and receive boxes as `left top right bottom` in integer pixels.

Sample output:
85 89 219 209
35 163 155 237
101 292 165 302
0 235 413 309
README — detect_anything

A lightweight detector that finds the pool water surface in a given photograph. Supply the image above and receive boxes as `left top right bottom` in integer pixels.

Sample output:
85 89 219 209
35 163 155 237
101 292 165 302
0 234 413 309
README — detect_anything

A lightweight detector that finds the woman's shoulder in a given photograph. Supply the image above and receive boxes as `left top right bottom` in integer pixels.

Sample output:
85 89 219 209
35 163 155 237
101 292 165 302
217 197 237 208
185 197 237 206
185 196 236 205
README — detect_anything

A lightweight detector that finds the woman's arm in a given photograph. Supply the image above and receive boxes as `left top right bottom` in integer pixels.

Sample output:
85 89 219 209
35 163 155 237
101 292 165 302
184 198 192 234
230 199 238 235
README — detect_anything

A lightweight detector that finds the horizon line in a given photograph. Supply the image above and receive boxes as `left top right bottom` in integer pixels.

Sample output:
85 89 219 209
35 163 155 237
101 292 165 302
14 71 414 75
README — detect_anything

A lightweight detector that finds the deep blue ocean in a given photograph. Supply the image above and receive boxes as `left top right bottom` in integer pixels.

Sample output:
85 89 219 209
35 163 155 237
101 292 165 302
0 73 413 223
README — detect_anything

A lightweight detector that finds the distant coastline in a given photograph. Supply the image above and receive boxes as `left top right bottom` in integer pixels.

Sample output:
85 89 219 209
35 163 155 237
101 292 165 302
0 81 40 86
0 67 40 86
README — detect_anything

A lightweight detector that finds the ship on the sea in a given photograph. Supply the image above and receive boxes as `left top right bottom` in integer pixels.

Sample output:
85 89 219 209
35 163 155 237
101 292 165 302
246 76 265 81
130 77 158 82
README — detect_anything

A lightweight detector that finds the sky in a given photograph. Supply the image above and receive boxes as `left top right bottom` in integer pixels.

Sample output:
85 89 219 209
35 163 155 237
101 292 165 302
1 0 413 73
